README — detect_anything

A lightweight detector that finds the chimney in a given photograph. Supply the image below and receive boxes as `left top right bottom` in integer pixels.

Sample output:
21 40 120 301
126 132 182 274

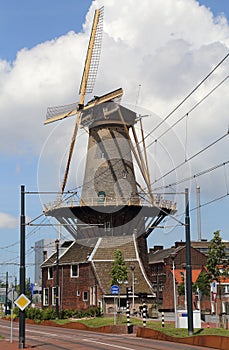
43 250 47 261
175 241 186 248
149 245 164 253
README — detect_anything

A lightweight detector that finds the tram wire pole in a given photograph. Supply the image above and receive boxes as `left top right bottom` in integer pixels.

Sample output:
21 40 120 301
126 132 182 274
185 188 194 336
19 185 26 348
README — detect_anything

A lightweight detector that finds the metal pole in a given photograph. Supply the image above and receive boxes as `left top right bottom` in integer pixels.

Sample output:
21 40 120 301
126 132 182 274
19 185 26 348
172 257 177 327
130 266 135 314
196 186 202 242
185 188 194 335
55 239 59 319
5 271 8 315
114 296 116 325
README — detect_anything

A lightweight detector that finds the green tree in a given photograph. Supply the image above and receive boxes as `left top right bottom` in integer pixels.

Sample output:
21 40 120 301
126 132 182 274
195 271 211 297
206 230 227 282
110 249 128 286
15 278 33 299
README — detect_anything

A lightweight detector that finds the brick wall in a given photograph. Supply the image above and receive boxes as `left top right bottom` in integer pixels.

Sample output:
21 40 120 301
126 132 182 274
42 262 102 310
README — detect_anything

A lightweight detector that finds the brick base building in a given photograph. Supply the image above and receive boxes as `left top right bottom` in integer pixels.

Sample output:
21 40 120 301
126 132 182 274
41 235 155 313
148 242 208 311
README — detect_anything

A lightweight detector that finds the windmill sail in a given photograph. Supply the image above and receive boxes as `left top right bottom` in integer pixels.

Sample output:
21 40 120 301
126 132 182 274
79 6 104 101
44 6 104 126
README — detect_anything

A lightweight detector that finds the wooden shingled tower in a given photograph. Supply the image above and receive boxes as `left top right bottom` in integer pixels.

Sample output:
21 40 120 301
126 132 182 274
43 7 176 283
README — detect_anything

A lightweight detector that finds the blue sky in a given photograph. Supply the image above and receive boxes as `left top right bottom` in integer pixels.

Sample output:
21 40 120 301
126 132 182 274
0 0 228 284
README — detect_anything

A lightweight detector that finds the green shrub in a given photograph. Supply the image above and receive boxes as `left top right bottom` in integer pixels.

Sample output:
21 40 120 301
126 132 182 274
23 306 101 321
42 308 56 320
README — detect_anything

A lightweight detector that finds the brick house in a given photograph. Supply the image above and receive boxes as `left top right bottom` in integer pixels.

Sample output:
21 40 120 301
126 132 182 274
148 242 208 311
41 235 156 313
41 240 100 310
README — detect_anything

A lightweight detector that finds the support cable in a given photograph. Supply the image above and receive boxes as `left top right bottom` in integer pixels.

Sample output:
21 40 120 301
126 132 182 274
151 130 229 186
145 75 229 150
143 52 229 142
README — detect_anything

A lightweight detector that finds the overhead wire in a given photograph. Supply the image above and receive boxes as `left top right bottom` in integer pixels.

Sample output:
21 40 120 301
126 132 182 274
145 75 229 150
143 52 229 142
154 160 229 191
67 57 229 198
150 130 229 187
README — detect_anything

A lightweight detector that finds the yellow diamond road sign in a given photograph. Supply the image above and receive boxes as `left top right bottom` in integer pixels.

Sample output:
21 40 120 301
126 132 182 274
14 293 31 311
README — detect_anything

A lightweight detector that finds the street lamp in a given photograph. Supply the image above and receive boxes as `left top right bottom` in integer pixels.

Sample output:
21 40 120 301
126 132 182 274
130 266 135 314
171 254 177 327
55 239 59 319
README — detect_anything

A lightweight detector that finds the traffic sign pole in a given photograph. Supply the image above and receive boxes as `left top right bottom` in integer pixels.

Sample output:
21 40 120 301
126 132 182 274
110 285 120 326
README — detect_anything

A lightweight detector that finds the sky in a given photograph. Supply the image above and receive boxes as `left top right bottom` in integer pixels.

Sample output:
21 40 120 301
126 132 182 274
0 0 228 284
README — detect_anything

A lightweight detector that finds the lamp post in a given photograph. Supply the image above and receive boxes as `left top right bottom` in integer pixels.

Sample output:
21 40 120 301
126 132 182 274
185 188 194 336
5 271 8 316
171 255 177 327
55 239 59 319
130 266 135 314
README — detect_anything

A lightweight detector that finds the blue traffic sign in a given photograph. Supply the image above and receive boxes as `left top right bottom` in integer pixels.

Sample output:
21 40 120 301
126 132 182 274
110 285 120 295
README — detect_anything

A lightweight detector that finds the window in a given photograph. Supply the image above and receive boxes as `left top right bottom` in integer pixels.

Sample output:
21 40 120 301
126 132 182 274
90 286 96 305
104 222 111 232
52 287 59 306
71 265 79 278
76 290 80 297
122 170 127 179
83 291 88 301
43 288 49 306
48 267 53 279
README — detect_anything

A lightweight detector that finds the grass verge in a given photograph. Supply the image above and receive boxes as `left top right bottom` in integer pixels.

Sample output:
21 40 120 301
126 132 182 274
55 316 229 338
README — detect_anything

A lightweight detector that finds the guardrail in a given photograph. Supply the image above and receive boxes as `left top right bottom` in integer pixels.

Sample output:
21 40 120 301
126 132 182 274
44 196 176 213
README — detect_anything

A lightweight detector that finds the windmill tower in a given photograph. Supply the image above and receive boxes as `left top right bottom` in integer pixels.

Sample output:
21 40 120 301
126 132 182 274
44 7 176 279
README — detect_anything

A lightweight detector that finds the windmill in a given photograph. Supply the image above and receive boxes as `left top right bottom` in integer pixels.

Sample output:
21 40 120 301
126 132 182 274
43 8 176 271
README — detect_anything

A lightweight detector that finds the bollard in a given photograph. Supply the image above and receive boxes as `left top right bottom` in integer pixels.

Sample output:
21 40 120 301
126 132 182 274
143 302 146 328
126 300 132 334
162 312 165 327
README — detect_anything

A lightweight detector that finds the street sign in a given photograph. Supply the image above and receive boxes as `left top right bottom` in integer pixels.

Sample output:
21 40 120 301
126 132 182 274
110 285 120 295
14 293 31 311
8 290 18 302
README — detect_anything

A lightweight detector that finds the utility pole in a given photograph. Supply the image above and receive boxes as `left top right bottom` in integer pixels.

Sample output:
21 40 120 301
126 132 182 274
171 255 177 327
185 188 194 336
5 271 8 315
55 239 59 319
19 185 26 348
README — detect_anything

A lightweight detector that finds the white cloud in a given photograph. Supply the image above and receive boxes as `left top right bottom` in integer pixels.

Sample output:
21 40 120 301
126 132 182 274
0 0 228 200
0 212 18 229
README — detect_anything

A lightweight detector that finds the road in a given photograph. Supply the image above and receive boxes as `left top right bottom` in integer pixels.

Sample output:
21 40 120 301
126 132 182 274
0 319 208 350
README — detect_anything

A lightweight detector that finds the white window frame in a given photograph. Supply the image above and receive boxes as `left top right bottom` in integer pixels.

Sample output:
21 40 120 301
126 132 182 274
83 291 88 301
90 286 96 305
52 286 60 306
76 290 80 297
48 267 53 279
71 264 79 278
43 288 49 306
